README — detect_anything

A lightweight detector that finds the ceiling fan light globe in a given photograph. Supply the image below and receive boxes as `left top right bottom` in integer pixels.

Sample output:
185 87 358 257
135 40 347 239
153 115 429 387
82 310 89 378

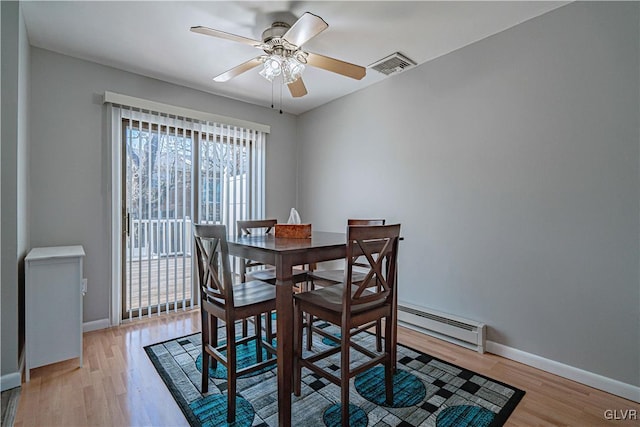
286 59 305 83
283 56 304 73
260 55 283 81
259 65 277 81
265 56 282 71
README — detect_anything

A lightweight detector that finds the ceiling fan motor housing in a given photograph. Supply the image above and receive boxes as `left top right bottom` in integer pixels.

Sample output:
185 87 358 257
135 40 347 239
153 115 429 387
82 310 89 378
261 22 290 43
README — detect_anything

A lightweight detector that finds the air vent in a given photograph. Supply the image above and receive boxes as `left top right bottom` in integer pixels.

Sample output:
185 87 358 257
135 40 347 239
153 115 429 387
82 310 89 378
369 52 416 76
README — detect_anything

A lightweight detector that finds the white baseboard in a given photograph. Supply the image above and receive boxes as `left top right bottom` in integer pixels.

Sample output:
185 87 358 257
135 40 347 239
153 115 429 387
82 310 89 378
487 340 640 403
1 350 25 391
0 372 21 392
83 318 110 333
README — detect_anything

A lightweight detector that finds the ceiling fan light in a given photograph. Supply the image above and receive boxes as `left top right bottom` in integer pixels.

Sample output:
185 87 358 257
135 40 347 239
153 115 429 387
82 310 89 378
259 67 274 82
259 55 283 81
283 57 305 84
265 56 282 70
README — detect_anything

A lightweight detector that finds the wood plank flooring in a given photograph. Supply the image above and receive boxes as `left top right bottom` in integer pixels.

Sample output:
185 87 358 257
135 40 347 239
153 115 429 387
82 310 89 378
13 310 639 426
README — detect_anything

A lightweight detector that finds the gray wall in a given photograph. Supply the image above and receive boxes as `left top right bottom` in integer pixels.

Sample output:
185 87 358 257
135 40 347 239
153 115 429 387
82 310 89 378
297 2 639 386
29 48 299 324
0 2 30 390
17 0 30 370
1 0 30 386
1 0 19 382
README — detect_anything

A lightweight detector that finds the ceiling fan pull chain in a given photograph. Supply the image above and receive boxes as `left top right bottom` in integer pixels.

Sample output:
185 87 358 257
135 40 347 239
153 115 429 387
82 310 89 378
279 75 283 114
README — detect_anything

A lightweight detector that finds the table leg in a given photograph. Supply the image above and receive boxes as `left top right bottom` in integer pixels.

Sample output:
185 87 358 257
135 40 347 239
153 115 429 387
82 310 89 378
391 263 399 372
275 256 294 427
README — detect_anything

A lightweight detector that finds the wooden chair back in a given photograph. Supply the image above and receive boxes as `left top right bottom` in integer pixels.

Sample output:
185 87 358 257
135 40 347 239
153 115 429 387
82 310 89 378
193 224 234 308
347 219 386 269
237 219 277 274
345 224 400 311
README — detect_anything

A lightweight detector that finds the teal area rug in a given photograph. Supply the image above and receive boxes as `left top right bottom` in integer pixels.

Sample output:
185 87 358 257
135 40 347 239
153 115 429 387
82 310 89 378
145 322 524 426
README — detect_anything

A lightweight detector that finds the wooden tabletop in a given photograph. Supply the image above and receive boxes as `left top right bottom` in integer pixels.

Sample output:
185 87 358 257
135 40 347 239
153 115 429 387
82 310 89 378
227 231 349 271
228 231 346 251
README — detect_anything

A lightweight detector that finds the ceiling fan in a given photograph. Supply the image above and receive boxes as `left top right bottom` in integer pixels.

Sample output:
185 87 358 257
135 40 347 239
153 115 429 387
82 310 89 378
190 12 366 98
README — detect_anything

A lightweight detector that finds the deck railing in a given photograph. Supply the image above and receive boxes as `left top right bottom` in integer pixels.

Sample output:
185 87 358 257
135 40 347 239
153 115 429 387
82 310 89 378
127 218 193 260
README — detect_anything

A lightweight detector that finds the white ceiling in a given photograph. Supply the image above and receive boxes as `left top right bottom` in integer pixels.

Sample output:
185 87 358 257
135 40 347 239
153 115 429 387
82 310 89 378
21 1 568 115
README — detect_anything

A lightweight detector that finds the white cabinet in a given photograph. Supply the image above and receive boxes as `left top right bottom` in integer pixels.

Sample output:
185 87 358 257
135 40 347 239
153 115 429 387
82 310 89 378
25 246 85 381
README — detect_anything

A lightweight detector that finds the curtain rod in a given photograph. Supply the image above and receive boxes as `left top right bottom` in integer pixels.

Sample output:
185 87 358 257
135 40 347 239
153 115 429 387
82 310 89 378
103 91 271 134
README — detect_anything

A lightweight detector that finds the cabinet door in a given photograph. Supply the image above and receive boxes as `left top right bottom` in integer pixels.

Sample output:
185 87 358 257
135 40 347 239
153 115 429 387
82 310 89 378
27 258 82 368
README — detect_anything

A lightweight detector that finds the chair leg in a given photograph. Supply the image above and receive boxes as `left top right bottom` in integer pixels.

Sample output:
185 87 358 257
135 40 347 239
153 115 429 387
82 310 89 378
242 318 248 337
240 267 249 338
211 317 218 370
201 346 209 393
255 314 263 363
226 319 237 423
306 313 313 351
385 315 394 406
376 280 383 352
305 280 315 350
201 310 210 393
293 301 304 396
265 311 274 357
340 323 351 427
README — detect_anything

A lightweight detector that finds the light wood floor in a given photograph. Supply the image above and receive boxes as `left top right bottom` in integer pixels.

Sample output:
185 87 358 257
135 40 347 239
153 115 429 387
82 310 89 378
14 310 639 426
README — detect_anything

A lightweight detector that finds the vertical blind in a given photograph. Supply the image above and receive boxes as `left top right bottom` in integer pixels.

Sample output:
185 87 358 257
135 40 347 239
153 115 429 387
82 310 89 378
111 103 266 321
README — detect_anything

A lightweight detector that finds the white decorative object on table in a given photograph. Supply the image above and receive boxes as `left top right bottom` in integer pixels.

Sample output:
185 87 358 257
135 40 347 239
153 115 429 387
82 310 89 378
287 208 301 224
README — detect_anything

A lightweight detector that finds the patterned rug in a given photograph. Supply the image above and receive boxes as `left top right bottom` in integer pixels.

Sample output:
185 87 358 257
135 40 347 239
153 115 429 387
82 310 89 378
145 322 524 427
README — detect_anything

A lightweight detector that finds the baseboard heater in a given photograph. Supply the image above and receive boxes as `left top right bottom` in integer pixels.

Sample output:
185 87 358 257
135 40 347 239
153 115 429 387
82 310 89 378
397 303 486 353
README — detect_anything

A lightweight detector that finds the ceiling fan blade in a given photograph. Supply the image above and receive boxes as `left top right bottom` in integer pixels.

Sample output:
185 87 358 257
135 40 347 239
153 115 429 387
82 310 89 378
306 52 366 80
190 26 262 48
283 12 328 47
288 78 308 98
213 57 263 82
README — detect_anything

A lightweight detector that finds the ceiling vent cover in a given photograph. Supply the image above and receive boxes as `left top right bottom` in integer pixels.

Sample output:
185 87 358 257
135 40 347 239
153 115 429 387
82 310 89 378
369 52 417 76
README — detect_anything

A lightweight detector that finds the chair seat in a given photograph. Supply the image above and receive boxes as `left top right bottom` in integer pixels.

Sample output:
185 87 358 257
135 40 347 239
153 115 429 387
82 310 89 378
294 283 384 314
308 269 367 285
207 280 276 309
246 267 309 284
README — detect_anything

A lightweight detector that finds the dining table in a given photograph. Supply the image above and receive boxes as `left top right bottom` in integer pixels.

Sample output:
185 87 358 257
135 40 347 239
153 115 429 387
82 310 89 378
226 230 399 427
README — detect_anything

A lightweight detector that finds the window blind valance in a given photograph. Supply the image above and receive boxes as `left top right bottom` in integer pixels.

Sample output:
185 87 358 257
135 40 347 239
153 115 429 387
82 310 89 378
103 91 271 134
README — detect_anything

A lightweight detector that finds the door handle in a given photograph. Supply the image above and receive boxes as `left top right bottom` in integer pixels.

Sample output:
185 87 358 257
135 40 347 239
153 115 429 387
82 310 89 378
124 211 131 236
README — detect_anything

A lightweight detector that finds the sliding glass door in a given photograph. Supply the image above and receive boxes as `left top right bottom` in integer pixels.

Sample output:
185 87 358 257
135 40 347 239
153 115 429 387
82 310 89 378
122 119 193 319
118 110 266 321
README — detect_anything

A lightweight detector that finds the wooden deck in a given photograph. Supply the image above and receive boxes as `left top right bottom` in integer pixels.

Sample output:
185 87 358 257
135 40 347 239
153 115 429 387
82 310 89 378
125 256 193 316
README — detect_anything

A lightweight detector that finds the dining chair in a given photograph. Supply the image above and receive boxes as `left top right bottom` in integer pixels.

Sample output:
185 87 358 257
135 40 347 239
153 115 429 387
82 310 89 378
305 219 386 350
293 223 401 426
193 224 277 423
